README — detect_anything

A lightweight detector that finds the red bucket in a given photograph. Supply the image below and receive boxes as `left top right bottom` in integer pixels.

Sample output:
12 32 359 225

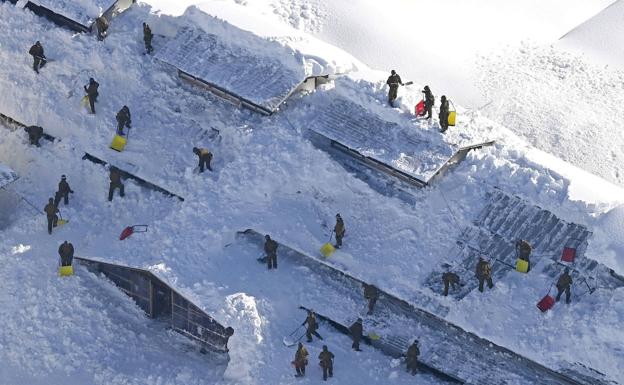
537 295 555 312
561 247 576 263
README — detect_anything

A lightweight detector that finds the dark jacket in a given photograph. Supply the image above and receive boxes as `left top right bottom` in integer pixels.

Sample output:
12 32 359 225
386 74 402 88
29 43 44 58
84 80 99 98
116 107 131 128
25 125 43 139
44 202 59 217
110 169 122 184
303 314 317 331
442 272 460 284
318 350 334 367
58 242 74 259
364 283 378 299
349 320 363 340
143 24 153 42
516 240 532 260
475 259 491 279
406 343 420 363
439 98 449 120
334 217 345 237
264 238 278 255
95 17 109 32
294 346 309 366
58 179 73 194
557 272 573 289
194 148 212 161
423 88 435 107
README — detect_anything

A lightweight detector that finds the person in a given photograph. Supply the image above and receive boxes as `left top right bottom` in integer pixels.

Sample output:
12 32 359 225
422 85 435 119
24 125 44 146
115 106 131 136
439 95 450 133
28 41 46 73
405 340 420 376
349 318 363 351
108 167 125 201
386 70 403 106
442 270 460 297
516 239 532 271
475 257 493 293
293 342 309 377
363 283 379 315
84 78 99 114
54 175 74 207
334 214 345 249
143 22 153 54
556 267 573 304
318 345 334 381
192 147 213 173
302 310 323 342
264 234 278 270
58 240 74 267
44 197 59 234
95 16 109 41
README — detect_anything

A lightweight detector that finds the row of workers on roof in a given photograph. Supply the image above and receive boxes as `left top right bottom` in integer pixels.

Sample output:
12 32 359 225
293 309 421 380
442 239 574 304
386 70 452 133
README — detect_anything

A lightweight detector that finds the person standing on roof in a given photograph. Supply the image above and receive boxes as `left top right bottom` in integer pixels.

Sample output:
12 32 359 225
84 78 99 114
405 339 420 375
516 239 532 272
293 342 309 377
556 267 573 304
302 309 323 342
318 345 334 381
29 41 47 74
95 16 109 41
192 147 213 173
264 234 278 270
386 70 404 106
334 214 345 249
108 167 125 201
363 283 379 315
116 106 131 136
442 265 460 297
475 256 494 293
422 85 435 119
44 197 59 234
439 95 450 133
143 22 154 54
58 241 74 267
349 317 363 351
54 175 74 207
24 125 44 147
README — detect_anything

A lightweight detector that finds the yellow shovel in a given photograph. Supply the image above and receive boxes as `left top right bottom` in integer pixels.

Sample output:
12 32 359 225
320 231 336 257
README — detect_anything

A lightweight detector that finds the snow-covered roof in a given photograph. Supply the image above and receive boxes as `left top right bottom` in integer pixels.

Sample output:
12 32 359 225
0 163 18 189
28 0 114 26
155 27 307 114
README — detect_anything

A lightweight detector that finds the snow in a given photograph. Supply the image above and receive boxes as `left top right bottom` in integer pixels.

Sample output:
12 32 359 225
28 0 113 25
1 1 624 384
0 162 18 188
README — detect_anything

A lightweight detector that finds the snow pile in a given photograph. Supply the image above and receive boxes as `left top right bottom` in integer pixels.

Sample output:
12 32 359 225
0 162 18 188
591 205 624 272
28 0 112 25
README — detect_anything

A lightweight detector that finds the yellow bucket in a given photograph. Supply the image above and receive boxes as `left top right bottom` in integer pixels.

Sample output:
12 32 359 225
320 243 336 257
515 259 529 273
59 265 74 277
448 111 456 126
110 135 127 152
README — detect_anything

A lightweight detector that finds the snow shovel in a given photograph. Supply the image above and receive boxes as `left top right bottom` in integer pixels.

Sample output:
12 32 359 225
119 224 148 240
320 231 336 257
536 284 555 312
110 133 128 152
561 247 576 263
448 100 456 126
58 258 73 277
57 212 68 226
415 99 425 116
515 259 529 273
80 95 89 108
283 325 305 347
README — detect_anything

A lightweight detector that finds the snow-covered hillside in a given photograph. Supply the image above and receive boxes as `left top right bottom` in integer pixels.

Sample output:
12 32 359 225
1 1 623 385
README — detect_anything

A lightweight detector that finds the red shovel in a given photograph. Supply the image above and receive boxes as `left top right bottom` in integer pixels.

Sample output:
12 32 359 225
119 225 149 240
415 100 425 116
537 284 555 312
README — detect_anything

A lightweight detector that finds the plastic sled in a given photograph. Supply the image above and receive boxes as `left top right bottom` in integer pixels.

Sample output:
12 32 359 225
59 265 74 277
561 247 576 263
415 100 425 116
448 111 457 126
537 294 555 312
320 243 336 257
515 259 529 273
110 134 127 152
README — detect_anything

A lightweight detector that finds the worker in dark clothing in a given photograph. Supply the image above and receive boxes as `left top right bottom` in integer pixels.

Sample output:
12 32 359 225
58 240 74 266
264 234 278 270
24 125 44 146
405 340 420 375
349 318 363 351
54 175 74 207
475 257 494 292
293 342 309 377
422 85 435 119
143 22 153 54
442 271 460 297
516 239 532 272
84 78 99 114
108 167 125 201
439 95 450 133
386 70 403 106
29 41 46 73
318 345 334 381
556 268 573 304
363 283 379 315
95 16 109 40
192 147 213 172
302 310 323 342
44 197 59 234
334 213 345 249
116 106 131 136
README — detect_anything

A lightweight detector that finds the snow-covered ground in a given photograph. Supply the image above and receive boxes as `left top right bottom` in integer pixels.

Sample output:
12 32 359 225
1 1 624 385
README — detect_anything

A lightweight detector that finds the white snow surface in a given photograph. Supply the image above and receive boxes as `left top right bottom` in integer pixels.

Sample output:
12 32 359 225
1 1 624 385
28 0 113 25
0 162 18 189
